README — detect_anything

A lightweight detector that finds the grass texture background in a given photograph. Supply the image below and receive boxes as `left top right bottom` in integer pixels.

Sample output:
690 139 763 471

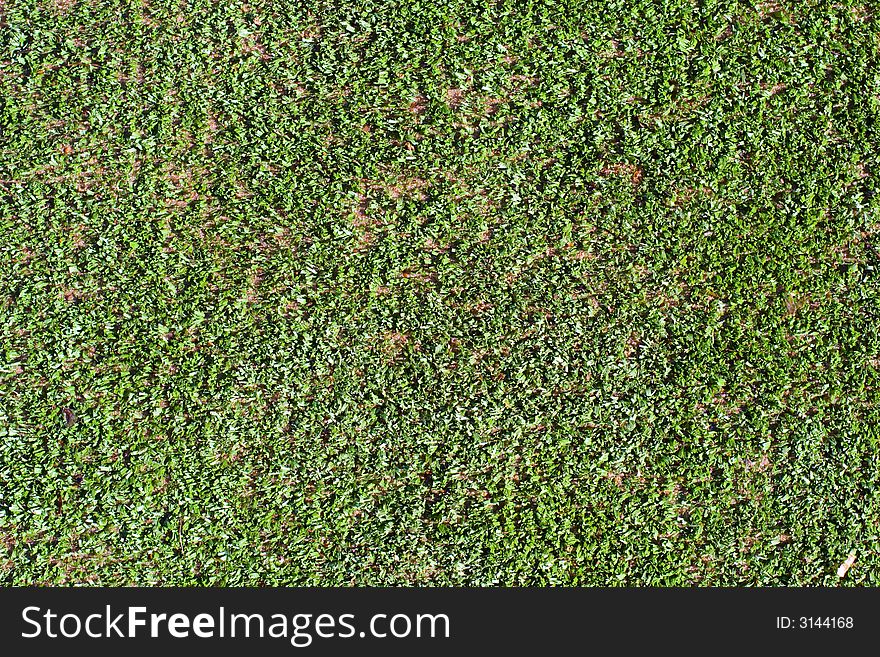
2 0 880 584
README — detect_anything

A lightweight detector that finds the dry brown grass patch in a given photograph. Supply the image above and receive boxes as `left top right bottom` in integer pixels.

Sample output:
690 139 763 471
50 0 76 13
445 88 465 109
408 94 429 115
755 1 783 19
601 162 644 185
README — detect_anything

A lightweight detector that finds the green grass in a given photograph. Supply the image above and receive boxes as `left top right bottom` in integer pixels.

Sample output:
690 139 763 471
2 0 880 585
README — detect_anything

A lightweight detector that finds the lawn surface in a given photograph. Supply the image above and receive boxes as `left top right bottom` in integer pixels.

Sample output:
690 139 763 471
2 0 880 585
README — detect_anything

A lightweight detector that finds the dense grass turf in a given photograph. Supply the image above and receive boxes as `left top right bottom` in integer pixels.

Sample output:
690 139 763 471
2 0 880 585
